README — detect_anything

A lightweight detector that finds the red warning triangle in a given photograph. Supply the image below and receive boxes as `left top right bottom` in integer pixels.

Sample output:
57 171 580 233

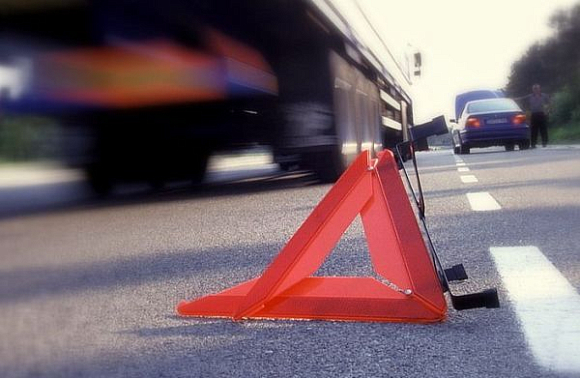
177 150 447 323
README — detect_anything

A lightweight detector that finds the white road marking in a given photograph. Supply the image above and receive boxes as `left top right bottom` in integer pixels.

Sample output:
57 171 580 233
456 162 466 166
490 246 580 373
457 167 470 172
466 192 501 211
460 175 478 183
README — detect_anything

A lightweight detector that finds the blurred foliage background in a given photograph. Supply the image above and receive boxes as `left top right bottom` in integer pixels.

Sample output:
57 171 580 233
0 116 62 163
506 2 580 142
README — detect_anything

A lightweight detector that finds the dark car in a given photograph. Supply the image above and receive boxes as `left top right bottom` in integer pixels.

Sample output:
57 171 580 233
451 98 531 154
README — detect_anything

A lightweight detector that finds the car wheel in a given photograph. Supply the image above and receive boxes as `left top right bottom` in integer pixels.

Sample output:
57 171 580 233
459 143 470 154
519 140 531 150
453 146 460 154
505 144 515 152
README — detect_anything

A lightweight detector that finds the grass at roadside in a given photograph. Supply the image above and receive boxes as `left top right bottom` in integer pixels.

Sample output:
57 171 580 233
550 121 580 144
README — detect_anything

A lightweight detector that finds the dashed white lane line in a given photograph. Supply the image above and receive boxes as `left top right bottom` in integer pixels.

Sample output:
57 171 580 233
457 167 470 172
490 246 580 373
466 192 501 211
456 162 466 166
460 175 478 183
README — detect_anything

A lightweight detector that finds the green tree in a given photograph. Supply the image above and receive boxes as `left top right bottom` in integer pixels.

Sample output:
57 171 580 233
506 2 580 97
506 2 580 141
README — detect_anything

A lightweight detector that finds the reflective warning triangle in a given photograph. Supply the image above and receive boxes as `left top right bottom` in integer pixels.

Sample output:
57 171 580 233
177 150 447 323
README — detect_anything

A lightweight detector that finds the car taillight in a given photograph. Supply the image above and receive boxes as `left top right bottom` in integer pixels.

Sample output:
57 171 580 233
512 114 526 125
466 117 481 128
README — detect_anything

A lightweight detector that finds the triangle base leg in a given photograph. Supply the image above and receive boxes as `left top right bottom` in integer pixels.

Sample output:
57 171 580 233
177 277 446 323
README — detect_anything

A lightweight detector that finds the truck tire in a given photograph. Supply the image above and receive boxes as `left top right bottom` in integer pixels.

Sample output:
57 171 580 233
86 164 113 196
191 149 210 185
310 146 346 183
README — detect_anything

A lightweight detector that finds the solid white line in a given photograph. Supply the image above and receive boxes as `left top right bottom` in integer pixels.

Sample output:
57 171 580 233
457 167 470 172
490 246 580 373
460 175 478 183
466 192 501 211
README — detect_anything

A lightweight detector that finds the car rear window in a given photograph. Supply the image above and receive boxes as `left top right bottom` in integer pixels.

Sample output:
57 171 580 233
467 99 520 113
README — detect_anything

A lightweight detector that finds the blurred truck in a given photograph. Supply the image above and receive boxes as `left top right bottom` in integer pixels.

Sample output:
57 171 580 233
1 0 423 193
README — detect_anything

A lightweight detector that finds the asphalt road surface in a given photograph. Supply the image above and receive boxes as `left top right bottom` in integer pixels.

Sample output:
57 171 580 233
1 146 579 377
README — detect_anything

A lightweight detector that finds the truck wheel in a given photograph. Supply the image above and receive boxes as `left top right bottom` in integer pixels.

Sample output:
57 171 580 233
149 178 165 191
279 162 296 171
86 164 113 196
311 147 346 183
191 150 210 185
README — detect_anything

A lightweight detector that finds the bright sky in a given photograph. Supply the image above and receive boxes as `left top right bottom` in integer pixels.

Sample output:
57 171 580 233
357 0 579 122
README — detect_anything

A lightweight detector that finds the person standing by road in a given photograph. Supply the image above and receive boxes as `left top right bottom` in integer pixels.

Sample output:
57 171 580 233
518 84 551 148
